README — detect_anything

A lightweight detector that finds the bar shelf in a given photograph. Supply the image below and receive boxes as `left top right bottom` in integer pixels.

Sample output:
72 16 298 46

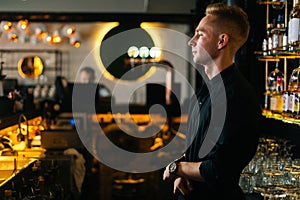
255 45 300 60
257 0 291 5
262 109 300 126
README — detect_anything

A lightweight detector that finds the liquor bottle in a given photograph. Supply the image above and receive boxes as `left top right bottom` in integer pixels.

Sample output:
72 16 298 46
283 28 288 50
294 86 300 119
289 66 300 117
272 27 280 53
288 83 297 118
267 23 274 55
264 88 271 111
262 39 268 56
272 15 285 52
282 83 293 118
268 61 284 114
288 0 300 50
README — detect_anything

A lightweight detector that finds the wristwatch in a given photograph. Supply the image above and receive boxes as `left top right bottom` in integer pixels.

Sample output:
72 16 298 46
168 161 178 174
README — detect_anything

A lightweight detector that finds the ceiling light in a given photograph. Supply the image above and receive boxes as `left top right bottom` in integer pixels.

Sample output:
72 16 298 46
0 20 80 47
17 19 29 31
62 25 76 37
70 33 81 48
139 46 149 58
127 46 139 58
44 33 53 44
7 32 18 42
1 21 13 32
35 24 47 39
52 30 62 44
149 47 161 59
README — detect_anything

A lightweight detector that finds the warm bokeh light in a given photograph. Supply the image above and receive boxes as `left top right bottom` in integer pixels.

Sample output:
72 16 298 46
52 30 62 44
35 24 47 39
8 32 18 42
71 39 81 48
70 33 81 48
139 46 149 58
45 35 53 44
94 22 120 81
1 21 13 32
149 47 161 59
127 46 139 58
0 20 79 47
18 19 29 30
62 25 76 37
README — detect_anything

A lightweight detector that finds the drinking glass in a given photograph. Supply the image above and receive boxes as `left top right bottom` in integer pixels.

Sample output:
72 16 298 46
272 0 285 10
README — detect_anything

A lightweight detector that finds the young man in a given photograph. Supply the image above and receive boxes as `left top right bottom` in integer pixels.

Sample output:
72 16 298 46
163 3 262 200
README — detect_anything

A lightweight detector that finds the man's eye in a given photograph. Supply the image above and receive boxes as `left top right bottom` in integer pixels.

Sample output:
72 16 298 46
197 31 202 36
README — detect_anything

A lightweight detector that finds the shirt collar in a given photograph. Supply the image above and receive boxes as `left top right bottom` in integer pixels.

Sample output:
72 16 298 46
207 63 236 87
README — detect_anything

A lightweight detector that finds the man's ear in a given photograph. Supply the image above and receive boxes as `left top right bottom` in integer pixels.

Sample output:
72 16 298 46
217 33 229 49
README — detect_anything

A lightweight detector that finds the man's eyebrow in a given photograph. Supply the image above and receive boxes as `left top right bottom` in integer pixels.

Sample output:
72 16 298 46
195 28 205 34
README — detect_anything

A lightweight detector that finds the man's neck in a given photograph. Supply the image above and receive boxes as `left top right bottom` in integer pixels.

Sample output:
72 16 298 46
204 57 233 80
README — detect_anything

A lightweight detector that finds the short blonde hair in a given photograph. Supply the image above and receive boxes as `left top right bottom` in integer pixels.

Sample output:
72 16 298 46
205 3 250 51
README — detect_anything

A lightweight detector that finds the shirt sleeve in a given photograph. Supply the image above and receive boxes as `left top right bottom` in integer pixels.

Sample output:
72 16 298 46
198 96 261 186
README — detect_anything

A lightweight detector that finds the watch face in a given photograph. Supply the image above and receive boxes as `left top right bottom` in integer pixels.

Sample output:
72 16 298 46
169 162 177 173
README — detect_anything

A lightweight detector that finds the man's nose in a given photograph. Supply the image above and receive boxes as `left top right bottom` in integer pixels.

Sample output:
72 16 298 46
188 38 195 46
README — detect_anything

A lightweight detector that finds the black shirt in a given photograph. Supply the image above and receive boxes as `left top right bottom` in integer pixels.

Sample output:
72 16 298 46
183 64 262 200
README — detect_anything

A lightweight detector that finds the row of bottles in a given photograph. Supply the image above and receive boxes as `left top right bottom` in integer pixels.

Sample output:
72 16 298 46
264 61 300 120
261 0 300 54
261 0 300 124
262 15 287 55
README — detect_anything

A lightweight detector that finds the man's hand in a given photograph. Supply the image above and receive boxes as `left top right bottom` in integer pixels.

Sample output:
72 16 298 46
163 163 176 181
173 177 193 196
163 161 195 197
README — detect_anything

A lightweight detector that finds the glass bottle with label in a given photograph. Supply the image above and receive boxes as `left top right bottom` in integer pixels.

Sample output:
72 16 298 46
294 86 300 119
289 66 300 118
283 28 288 50
267 23 274 55
282 83 294 118
268 61 284 114
288 0 300 50
264 88 271 111
272 15 285 53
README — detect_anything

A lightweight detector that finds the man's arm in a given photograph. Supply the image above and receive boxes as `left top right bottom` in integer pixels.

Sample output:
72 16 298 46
163 161 204 182
176 161 204 182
